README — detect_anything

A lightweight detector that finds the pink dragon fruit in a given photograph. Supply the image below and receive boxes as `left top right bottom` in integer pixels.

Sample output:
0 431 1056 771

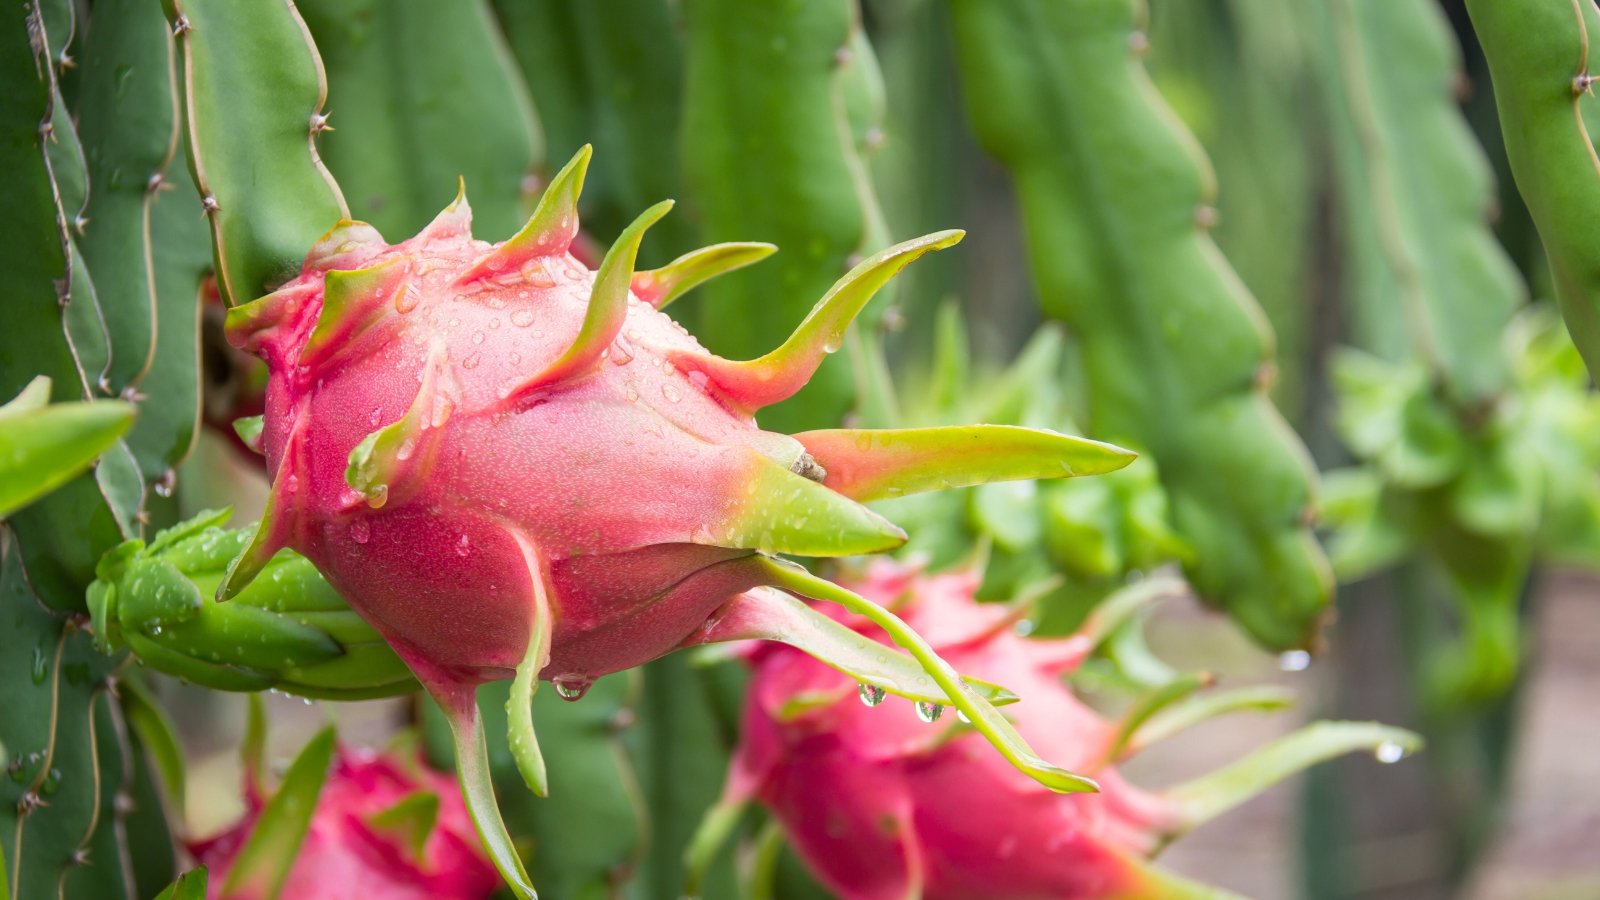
193 740 498 900
217 146 1137 895
709 559 1421 900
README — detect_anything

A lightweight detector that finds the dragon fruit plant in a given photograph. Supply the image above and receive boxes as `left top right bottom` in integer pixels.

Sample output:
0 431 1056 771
214 141 1138 895
697 559 1418 899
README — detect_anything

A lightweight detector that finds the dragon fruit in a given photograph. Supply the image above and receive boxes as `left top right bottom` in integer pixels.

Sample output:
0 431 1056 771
708 559 1421 900
193 739 498 900
216 146 1138 895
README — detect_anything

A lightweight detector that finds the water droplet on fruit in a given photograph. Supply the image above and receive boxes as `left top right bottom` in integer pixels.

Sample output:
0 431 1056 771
916 702 944 724
511 309 535 327
1278 650 1311 672
349 520 370 544
1374 741 1408 764
154 469 177 497
553 675 592 702
523 261 556 288
661 384 681 403
431 396 454 427
396 284 421 314
858 684 886 707
456 534 471 557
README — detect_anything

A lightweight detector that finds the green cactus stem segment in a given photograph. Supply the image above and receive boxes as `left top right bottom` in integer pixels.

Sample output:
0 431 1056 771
459 144 591 283
794 425 1136 502
221 727 334 900
951 0 1331 651
1162 721 1422 834
632 242 778 309
1467 0 1600 376
671 230 964 415
511 200 674 399
506 536 553 798
166 0 348 305
754 557 1100 794
687 586 1018 707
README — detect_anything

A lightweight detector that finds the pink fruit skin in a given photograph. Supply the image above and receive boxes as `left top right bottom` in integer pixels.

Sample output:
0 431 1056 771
192 747 499 900
730 561 1187 900
232 201 802 696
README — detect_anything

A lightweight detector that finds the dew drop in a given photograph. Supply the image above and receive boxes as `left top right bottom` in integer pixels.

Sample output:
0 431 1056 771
956 709 971 724
154 469 177 497
1278 650 1311 672
858 683 887 708
661 384 681 403
1374 741 1408 764
510 309 536 328
610 339 634 365
552 675 592 702
471 331 485 345
431 396 455 427
456 534 471 557
396 284 421 314
367 484 389 509
463 352 480 370
369 407 383 427
30 646 47 684
349 519 370 545
916 702 944 724
40 768 61 796
522 261 556 288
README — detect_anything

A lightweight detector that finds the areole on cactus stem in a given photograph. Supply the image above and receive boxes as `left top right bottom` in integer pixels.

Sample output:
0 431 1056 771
215 146 1137 897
